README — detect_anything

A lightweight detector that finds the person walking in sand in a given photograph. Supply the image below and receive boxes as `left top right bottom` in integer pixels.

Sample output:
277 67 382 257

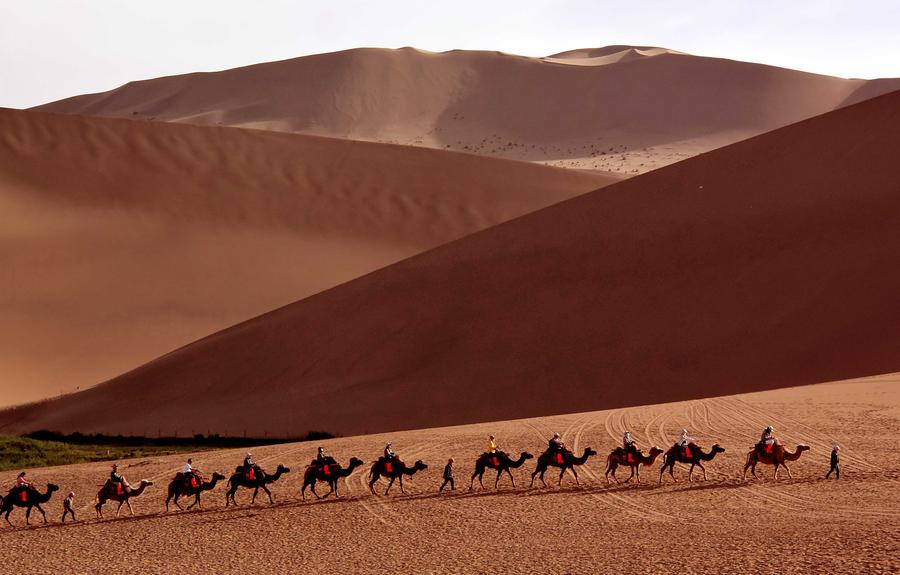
825 444 841 479
61 491 76 522
439 458 455 491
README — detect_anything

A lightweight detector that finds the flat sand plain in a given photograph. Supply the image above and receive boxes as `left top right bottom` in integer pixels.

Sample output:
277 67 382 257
2 374 897 574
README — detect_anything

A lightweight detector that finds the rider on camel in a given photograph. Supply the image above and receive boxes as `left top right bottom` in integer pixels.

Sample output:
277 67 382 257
758 426 777 454
109 463 130 492
549 432 567 454
181 457 201 485
15 471 29 491
384 443 396 461
676 428 694 457
487 435 498 454
623 431 639 462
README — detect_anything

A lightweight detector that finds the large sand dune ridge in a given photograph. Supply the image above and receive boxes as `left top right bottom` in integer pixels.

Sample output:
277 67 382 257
4 90 898 437
0 108 616 406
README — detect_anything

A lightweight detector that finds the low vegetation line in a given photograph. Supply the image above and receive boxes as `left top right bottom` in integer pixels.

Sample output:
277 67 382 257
0 430 334 472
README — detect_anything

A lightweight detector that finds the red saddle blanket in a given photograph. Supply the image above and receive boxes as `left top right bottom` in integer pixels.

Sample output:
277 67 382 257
384 462 393 473
191 477 199 488
491 457 500 467
19 490 28 502
322 465 331 476
682 446 692 459
245 469 256 481
555 453 564 465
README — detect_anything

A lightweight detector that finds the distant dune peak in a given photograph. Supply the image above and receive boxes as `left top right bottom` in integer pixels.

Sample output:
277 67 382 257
34 45 900 175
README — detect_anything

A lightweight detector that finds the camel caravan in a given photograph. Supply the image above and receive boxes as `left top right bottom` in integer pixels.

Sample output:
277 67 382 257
1 425 833 527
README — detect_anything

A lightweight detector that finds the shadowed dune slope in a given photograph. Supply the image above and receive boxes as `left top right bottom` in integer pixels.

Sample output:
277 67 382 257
0 108 617 406
33 46 900 173
3 90 900 437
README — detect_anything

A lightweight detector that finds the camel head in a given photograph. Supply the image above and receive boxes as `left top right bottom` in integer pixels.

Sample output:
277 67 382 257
211 472 226 482
274 464 290 474
47 484 60 493
348 457 365 467
139 480 154 487
521 452 534 460
798 445 811 452
413 460 428 471
584 448 598 457
649 447 664 457
711 444 726 454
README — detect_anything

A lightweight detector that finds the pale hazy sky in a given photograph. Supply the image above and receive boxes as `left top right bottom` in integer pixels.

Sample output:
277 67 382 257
2 0 898 109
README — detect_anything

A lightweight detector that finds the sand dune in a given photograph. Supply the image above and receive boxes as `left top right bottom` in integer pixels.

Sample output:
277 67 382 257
34 46 900 173
4 90 899 437
0 108 616 406
1 374 897 574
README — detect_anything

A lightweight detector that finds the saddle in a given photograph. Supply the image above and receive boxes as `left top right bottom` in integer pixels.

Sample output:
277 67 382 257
615 447 639 463
755 442 776 455
679 443 695 459
379 456 398 474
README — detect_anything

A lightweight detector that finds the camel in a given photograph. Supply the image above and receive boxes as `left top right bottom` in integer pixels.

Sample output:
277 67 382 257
95 479 153 518
470 451 534 490
530 448 598 487
604 446 664 484
367 458 428 495
225 464 290 506
301 457 365 500
1 483 59 526
659 443 725 483
743 444 810 480
165 472 226 511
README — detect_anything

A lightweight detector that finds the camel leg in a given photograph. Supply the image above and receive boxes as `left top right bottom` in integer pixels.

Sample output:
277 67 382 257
4 508 13 526
399 475 406 495
368 474 379 495
36 504 47 523
385 477 395 495
115 501 123 518
625 466 635 484
469 470 478 491
311 482 321 499
782 462 793 479
127 500 135 516
571 467 580 485
225 488 235 507
688 463 695 483
558 467 566 486
25 506 32 525
479 473 485 490
261 485 274 504
540 469 548 487
328 481 337 499
187 494 201 510
174 493 184 511
251 487 259 503
697 462 707 481
773 463 779 480
507 468 516 488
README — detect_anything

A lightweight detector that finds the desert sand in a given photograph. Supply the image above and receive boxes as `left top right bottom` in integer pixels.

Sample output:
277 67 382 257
4 89 898 438
1 374 897 574
34 46 900 173
0 108 617 406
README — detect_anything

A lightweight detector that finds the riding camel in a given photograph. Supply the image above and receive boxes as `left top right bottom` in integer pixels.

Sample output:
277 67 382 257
1 483 59 526
743 444 810 480
470 451 534 490
225 464 290 506
165 472 226 511
301 457 365 500
95 479 153 518
659 443 725 483
530 448 598 487
367 458 428 495
604 446 664 484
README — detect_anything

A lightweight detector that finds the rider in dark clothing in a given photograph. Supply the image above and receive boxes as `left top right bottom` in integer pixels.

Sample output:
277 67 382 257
548 433 565 452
